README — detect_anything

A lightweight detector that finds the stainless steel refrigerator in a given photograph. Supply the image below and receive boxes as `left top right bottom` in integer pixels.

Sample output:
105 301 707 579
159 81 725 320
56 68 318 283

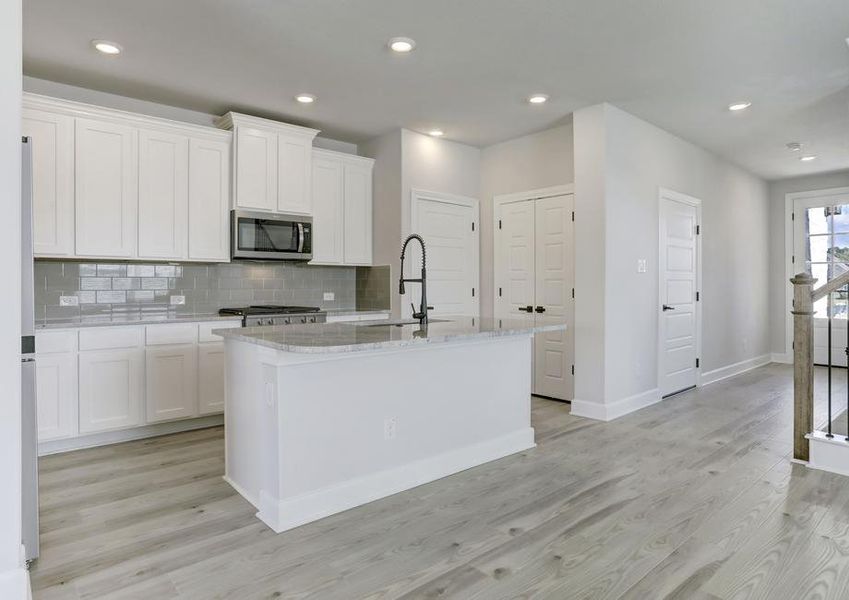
21 136 39 564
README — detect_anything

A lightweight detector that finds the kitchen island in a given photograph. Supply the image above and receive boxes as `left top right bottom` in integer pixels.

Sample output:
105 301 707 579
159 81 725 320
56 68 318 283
214 316 566 533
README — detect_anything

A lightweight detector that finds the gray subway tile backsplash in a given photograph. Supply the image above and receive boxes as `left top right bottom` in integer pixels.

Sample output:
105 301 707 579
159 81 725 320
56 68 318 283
34 260 390 321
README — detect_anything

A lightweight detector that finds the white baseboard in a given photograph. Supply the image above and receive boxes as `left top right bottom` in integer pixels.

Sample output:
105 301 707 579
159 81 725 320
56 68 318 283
254 428 536 533
771 352 792 365
570 388 662 422
0 567 30 600
699 353 772 386
807 431 849 477
38 414 224 455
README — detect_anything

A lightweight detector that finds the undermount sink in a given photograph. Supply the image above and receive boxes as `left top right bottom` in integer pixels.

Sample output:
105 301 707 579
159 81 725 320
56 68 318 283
357 318 450 327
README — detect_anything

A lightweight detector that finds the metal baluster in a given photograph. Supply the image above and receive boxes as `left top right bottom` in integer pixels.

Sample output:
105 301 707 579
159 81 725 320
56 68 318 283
828 290 834 438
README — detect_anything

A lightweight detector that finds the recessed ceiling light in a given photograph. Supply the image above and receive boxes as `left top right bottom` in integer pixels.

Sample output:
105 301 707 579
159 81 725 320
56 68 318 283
92 40 122 55
800 155 818 162
786 142 802 152
428 129 444 137
728 101 752 111
295 93 316 104
388 37 416 53
528 94 549 105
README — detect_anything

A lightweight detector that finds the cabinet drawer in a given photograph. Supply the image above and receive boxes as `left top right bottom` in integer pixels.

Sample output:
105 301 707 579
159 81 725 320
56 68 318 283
146 323 198 346
79 326 143 351
199 320 241 343
36 330 78 354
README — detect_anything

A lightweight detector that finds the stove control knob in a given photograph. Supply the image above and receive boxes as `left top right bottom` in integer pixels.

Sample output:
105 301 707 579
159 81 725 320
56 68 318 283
283 318 291 325
308 316 316 323
300 317 307 324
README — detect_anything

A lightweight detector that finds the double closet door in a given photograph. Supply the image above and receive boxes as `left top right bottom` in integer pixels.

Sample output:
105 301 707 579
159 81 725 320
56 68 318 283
495 193 574 400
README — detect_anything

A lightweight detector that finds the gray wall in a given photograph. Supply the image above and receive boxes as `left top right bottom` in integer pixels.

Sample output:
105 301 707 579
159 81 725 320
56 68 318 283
768 170 849 356
33 260 374 321
479 123 574 317
573 103 771 408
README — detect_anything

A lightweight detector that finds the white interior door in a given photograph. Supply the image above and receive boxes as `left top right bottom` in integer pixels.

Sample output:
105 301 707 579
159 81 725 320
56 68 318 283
533 195 573 399
498 200 536 317
793 196 849 367
659 194 700 397
410 191 479 317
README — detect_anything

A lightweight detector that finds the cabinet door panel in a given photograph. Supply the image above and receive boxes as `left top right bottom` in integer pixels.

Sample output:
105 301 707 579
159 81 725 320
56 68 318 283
235 127 277 211
198 343 226 415
310 156 344 264
75 118 138 257
278 135 311 214
78 349 143 433
36 353 78 441
138 129 189 259
22 109 74 256
189 138 230 261
146 345 197 423
343 163 373 265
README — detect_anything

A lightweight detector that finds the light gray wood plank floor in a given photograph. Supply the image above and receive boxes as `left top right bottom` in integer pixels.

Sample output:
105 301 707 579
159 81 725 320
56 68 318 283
29 363 849 599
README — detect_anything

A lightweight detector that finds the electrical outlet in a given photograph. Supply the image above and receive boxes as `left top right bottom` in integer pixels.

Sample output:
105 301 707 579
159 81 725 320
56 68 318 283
637 259 647 273
170 295 186 306
59 295 79 307
383 417 397 440
323 292 335 301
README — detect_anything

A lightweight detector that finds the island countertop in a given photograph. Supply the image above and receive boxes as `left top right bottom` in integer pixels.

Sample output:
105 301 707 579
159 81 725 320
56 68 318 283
214 316 566 354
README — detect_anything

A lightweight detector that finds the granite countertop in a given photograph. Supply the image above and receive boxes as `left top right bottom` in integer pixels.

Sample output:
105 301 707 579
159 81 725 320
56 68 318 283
35 313 244 330
325 309 391 317
214 316 566 354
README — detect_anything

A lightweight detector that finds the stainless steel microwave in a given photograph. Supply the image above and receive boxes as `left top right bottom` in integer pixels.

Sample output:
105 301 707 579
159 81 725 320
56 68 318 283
231 210 313 261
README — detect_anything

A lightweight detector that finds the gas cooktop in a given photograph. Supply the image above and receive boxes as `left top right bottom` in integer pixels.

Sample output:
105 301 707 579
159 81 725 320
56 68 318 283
219 305 322 316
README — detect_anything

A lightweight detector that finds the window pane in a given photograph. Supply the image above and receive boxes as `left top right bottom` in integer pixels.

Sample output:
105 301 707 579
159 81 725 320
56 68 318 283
833 289 848 320
831 235 849 263
807 207 829 236
832 205 849 234
808 234 830 263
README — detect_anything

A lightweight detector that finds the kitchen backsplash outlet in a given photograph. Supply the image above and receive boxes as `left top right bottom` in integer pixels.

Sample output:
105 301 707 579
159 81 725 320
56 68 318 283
34 260 390 321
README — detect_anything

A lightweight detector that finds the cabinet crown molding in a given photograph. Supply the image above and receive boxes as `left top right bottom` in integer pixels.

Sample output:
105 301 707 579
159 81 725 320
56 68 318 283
23 93 231 142
216 111 320 139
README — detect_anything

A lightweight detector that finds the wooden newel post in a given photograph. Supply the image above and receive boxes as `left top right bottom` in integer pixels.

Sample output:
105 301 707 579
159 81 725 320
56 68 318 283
791 272 816 461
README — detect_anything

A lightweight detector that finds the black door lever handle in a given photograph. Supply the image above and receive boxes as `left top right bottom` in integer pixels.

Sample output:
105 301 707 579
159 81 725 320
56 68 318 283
662 304 675 311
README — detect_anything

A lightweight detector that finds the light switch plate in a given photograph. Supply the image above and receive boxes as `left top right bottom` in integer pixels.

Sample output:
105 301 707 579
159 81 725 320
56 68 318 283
170 295 186 305
323 292 335 301
637 259 647 273
59 295 79 307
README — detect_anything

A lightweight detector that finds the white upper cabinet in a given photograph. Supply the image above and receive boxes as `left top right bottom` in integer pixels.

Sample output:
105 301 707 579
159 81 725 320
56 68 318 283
233 126 277 212
22 109 74 257
217 112 319 216
343 160 373 265
22 94 232 263
277 134 312 214
188 138 231 261
74 118 138 258
138 129 189 259
311 154 344 264
310 149 374 267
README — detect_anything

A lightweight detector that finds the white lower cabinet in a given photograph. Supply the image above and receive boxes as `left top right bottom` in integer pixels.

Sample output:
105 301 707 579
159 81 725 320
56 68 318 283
35 353 78 441
146 344 198 423
78 348 144 434
198 343 226 415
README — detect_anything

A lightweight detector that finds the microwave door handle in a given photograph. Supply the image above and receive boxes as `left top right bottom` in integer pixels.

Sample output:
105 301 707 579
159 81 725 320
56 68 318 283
297 223 305 253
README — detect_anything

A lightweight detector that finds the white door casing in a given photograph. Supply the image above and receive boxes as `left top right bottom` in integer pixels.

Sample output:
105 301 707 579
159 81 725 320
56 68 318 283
410 189 480 317
658 189 701 397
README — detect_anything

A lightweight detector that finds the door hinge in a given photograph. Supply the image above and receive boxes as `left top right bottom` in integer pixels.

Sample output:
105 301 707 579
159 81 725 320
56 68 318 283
472 287 475 297
572 288 575 299
792 212 795 221
792 255 795 264
696 225 700 235
498 219 502 230
471 221 475 232
498 287 502 297
571 211 575 222
571 365 574 376
696 291 700 301
792 340 795 350
696 358 700 368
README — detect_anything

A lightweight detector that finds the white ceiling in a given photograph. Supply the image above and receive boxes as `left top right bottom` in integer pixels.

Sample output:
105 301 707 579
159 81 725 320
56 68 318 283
22 0 849 180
